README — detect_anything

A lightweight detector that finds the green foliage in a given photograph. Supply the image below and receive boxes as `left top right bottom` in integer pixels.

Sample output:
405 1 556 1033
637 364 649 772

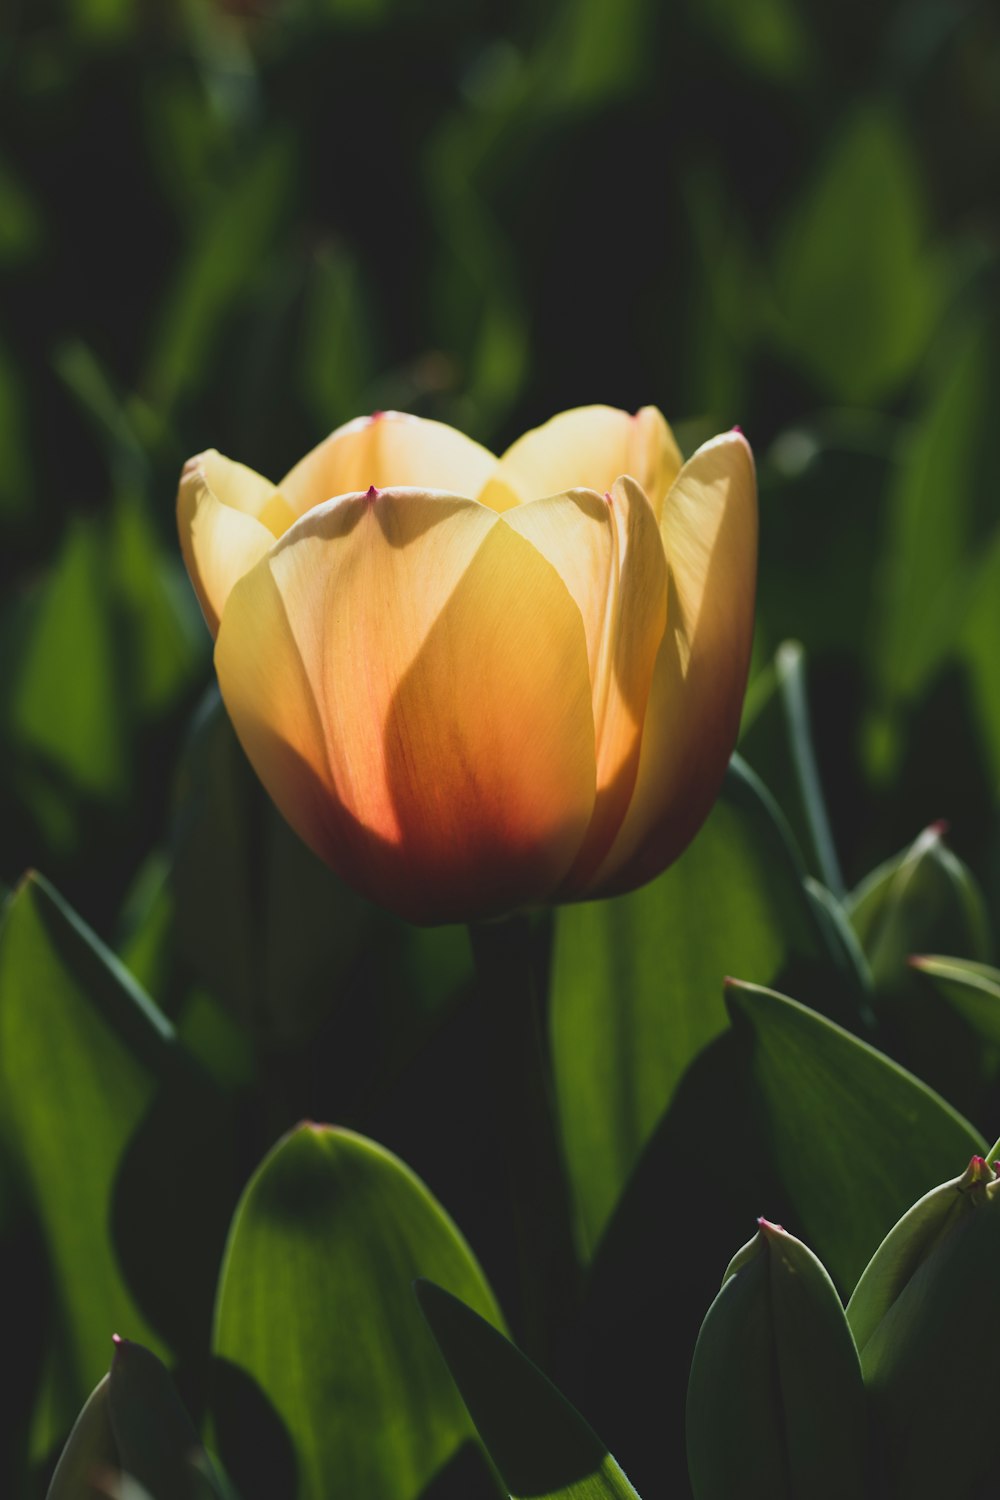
211 1125 502 1500
725 980 983 1290
417 1282 640 1500
5 0 1000 1495
551 754 862 1260
686 1222 866 1500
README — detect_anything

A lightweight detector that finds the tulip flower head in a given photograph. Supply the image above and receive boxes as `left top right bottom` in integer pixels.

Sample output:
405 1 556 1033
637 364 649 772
178 407 757 923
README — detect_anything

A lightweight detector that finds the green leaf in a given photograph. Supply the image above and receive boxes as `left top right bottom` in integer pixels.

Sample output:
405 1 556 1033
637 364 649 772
551 754 862 1259
909 954 1000 1048
0 875 172 1454
686 1222 866 1500
772 108 939 401
108 1338 222 1500
739 641 844 896
416 1281 640 1500
45 1376 115 1500
847 826 992 1108
859 1175 1000 1499
725 980 984 1291
211 1124 502 1500
846 1154 994 1354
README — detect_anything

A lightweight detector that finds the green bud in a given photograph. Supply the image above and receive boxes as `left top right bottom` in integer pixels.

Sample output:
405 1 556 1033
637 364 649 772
854 1157 1000 1498
686 1219 867 1500
847 1154 996 1352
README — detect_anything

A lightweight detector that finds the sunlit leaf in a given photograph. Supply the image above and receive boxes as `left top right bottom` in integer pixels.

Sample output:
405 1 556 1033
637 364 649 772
726 979 984 1291
551 755 863 1259
211 1124 502 1500
0 875 170 1455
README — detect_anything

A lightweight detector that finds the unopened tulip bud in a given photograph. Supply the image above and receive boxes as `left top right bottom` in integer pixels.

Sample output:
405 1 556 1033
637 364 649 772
850 1157 1000 1499
686 1218 866 1499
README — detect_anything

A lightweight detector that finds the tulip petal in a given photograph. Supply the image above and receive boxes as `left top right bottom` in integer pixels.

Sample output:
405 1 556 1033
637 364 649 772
505 477 667 887
586 432 757 896
279 411 497 519
215 488 597 923
177 450 296 636
477 405 682 515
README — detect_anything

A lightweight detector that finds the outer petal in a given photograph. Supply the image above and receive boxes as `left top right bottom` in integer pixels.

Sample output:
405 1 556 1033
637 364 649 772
278 411 497 519
215 488 597 923
504 476 667 887
585 432 758 896
477 405 682 514
177 450 296 636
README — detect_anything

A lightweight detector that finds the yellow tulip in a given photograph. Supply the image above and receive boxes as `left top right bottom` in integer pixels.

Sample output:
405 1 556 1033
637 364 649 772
177 407 757 923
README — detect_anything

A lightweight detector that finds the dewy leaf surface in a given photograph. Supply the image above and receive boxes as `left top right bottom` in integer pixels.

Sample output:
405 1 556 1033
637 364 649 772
211 1124 502 1500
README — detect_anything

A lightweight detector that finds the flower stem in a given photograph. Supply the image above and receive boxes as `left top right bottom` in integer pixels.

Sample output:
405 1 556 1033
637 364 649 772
468 913 580 1371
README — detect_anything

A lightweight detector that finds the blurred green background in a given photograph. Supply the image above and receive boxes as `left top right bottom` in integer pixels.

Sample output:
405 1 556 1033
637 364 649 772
2 0 1000 1493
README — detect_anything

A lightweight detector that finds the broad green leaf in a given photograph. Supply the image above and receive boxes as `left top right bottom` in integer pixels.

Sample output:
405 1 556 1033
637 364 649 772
686 1222 866 1500
0 876 170 1455
860 1178 1000 1499
45 1376 115 1500
551 754 861 1260
211 1125 502 1500
726 980 984 1290
739 641 844 896
108 1338 221 1500
417 1281 640 1500
909 954 1000 1049
772 108 938 401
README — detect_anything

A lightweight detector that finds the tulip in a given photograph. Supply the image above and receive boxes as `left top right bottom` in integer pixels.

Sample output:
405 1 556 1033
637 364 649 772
177 406 757 923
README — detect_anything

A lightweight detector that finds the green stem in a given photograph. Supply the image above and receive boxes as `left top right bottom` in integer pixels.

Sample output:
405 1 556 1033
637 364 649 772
468 913 580 1371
